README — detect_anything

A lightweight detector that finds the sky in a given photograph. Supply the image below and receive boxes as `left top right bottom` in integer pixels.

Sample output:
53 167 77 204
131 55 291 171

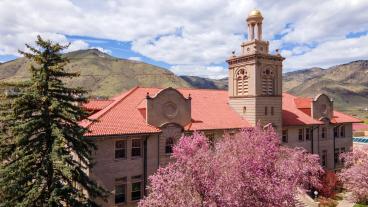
0 0 368 78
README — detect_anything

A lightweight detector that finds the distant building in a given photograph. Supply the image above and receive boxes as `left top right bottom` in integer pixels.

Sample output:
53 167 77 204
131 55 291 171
81 10 362 207
353 123 368 136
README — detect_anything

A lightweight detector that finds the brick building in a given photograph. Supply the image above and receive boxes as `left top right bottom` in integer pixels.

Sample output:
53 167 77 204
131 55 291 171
81 10 361 207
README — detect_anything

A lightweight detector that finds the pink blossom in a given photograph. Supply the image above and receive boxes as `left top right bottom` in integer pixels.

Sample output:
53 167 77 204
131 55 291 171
338 146 368 204
139 127 324 207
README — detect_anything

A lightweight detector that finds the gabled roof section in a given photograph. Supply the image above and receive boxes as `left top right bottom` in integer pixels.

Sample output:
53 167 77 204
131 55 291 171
283 93 362 126
81 88 362 136
282 93 322 126
294 97 312 109
331 111 362 124
82 87 250 137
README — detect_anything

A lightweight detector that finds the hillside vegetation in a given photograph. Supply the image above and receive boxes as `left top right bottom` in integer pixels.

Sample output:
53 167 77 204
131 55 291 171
1 49 367 119
0 49 191 97
283 60 368 111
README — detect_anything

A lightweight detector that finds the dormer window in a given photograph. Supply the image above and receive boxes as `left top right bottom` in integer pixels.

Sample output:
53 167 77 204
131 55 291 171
321 104 327 116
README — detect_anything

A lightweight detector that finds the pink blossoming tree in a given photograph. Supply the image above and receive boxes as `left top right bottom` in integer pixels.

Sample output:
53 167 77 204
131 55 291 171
139 127 323 207
339 146 368 204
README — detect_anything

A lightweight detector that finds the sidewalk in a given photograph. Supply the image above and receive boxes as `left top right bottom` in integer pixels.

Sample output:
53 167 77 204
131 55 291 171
337 192 355 207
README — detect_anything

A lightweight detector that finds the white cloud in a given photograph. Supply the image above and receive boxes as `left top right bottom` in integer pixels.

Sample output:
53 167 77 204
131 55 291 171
132 31 242 65
0 0 367 76
90 47 112 54
65 40 89 52
0 32 88 56
170 65 227 79
128 56 142 61
284 34 368 71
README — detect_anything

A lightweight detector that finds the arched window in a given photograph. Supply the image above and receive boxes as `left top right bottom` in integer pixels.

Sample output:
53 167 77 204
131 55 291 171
262 68 275 95
236 68 248 95
165 137 174 154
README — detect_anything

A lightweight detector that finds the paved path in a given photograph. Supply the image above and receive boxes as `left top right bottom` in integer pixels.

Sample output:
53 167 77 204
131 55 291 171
337 192 355 207
295 191 318 207
294 198 308 207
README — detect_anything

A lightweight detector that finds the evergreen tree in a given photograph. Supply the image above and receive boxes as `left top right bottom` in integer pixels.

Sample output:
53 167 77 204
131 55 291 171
0 36 107 206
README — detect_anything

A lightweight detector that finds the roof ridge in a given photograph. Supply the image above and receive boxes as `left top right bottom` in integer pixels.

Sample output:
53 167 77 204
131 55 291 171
84 86 140 128
177 87 226 92
87 99 114 102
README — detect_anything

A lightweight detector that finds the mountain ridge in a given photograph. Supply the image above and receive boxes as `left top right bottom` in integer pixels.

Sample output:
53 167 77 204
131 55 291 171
1 49 367 115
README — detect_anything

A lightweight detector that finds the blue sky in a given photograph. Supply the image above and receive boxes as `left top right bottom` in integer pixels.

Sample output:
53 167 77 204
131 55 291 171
1 0 368 78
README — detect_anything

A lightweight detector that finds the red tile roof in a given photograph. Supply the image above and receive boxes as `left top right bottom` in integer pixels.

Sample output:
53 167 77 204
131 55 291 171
83 100 114 111
81 87 250 136
331 111 362 124
282 93 362 126
282 93 322 126
81 87 362 136
294 97 313 109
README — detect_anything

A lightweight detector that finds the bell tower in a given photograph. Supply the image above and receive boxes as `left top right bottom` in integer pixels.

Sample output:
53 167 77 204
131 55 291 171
227 10 284 133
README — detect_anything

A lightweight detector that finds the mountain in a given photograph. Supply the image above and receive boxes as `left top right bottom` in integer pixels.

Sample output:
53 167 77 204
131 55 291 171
180 76 228 90
1 49 367 117
283 60 368 110
0 49 191 97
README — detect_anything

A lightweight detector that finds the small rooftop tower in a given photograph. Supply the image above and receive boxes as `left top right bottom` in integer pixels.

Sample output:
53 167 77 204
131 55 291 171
227 9 285 134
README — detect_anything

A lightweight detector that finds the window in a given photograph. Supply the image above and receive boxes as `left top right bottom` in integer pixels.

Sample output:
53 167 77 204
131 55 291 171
340 125 345 137
340 147 345 153
165 137 174 154
334 148 339 165
282 129 288 143
243 106 247 114
115 183 126 204
131 139 142 157
205 132 215 146
262 78 274 95
264 107 268 116
321 127 327 139
271 107 274 116
115 140 126 159
306 128 312 141
236 69 248 95
184 131 193 136
334 127 339 138
320 104 327 115
261 68 275 95
131 182 142 201
298 128 304 141
322 150 327 167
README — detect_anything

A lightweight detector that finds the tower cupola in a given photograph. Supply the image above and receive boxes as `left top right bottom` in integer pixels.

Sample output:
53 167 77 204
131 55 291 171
247 9 263 40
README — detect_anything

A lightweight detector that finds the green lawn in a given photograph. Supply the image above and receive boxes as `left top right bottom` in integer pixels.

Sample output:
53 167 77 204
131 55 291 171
354 204 368 207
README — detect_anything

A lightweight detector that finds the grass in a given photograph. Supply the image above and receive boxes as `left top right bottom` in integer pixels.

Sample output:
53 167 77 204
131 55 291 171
354 204 368 207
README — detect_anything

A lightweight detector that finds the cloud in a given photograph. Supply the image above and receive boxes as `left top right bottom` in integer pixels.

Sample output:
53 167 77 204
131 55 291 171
284 34 368 71
65 40 89 52
0 32 89 56
0 0 367 76
132 31 242 65
128 56 142 61
90 47 112 54
170 65 227 79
